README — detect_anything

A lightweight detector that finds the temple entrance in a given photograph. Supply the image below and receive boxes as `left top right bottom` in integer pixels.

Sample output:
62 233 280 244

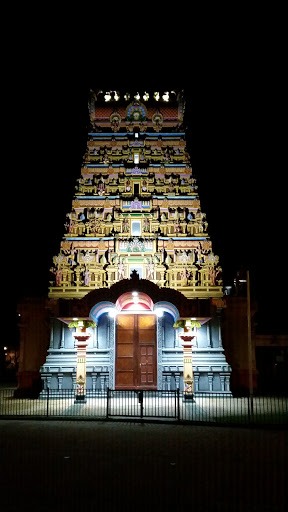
115 314 157 389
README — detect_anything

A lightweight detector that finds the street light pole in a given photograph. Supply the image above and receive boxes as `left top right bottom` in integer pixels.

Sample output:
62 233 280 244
247 270 254 406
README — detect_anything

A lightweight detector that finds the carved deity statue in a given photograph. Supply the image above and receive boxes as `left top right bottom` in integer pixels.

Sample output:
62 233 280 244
97 178 105 195
146 258 154 279
50 268 62 286
143 217 150 232
84 269 90 286
174 221 180 233
122 218 129 232
117 261 125 279
209 267 222 285
178 251 191 263
180 269 190 286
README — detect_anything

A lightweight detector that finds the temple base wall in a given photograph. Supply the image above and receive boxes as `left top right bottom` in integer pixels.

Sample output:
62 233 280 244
39 312 232 395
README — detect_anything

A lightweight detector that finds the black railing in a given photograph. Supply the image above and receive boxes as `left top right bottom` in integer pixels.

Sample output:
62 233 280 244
106 389 179 419
0 388 287 426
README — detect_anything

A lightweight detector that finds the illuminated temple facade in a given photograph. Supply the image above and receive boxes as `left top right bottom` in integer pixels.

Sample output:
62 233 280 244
40 90 232 394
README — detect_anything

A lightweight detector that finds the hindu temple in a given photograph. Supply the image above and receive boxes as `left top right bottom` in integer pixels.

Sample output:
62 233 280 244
39 89 232 398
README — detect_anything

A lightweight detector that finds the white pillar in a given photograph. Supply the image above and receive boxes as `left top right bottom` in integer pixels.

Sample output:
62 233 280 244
73 330 91 403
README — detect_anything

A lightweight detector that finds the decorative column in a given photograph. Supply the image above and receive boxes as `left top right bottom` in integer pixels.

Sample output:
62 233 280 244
100 375 106 393
46 374 52 391
206 322 212 348
180 335 195 399
92 325 98 348
175 319 201 400
73 330 91 403
166 375 171 391
43 373 52 392
194 372 200 392
175 373 180 390
208 371 213 392
57 373 63 391
60 323 65 349
69 319 95 403
220 373 225 392
91 372 98 393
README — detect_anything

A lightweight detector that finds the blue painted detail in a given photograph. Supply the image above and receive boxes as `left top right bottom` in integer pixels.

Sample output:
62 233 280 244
76 196 120 200
158 237 207 241
151 164 187 168
152 196 196 200
88 132 185 137
90 301 115 323
154 301 179 322
167 196 196 199
88 133 128 136
126 104 146 121
66 237 100 241
145 133 185 136
86 164 108 167
66 237 114 241
85 164 124 168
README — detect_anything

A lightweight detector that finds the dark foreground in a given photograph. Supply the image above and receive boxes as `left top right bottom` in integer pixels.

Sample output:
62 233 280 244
0 420 287 512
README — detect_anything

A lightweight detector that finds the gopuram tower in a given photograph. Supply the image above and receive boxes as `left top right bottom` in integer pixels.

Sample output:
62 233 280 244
40 89 231 397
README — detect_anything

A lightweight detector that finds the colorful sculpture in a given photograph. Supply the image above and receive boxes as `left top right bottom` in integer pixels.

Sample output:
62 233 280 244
40 90 231 397
49 90 222 301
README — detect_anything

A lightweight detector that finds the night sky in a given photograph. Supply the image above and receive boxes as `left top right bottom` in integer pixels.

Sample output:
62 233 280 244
11 68 286 334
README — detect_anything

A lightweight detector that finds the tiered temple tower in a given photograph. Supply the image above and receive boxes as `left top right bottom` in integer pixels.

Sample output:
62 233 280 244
40 90 231 395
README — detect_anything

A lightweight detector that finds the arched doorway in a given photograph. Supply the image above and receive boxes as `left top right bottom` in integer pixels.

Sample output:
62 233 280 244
115 292 156 389
88 290 181 391
116 313 156 389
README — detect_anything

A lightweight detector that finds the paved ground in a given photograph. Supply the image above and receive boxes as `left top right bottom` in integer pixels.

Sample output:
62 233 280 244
0 420 287 512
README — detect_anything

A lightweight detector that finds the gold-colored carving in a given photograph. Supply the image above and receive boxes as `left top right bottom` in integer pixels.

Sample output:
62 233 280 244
61 241 72 251
49 98 223 301
166 241 174 250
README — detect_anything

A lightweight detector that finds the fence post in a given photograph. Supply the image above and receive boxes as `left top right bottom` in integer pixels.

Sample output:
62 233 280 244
106 387 110 419
247 394 254 424
177 388 180 421
46 387 49 417
138 390 144 418
250 393 254 423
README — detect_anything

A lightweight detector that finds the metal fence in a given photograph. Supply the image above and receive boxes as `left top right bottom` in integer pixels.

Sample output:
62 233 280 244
179 393 288 426
0 389 107 419
107 389 179 419
0 388 287 426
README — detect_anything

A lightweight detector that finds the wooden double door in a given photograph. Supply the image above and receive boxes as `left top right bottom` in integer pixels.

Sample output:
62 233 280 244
115 314 157 389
